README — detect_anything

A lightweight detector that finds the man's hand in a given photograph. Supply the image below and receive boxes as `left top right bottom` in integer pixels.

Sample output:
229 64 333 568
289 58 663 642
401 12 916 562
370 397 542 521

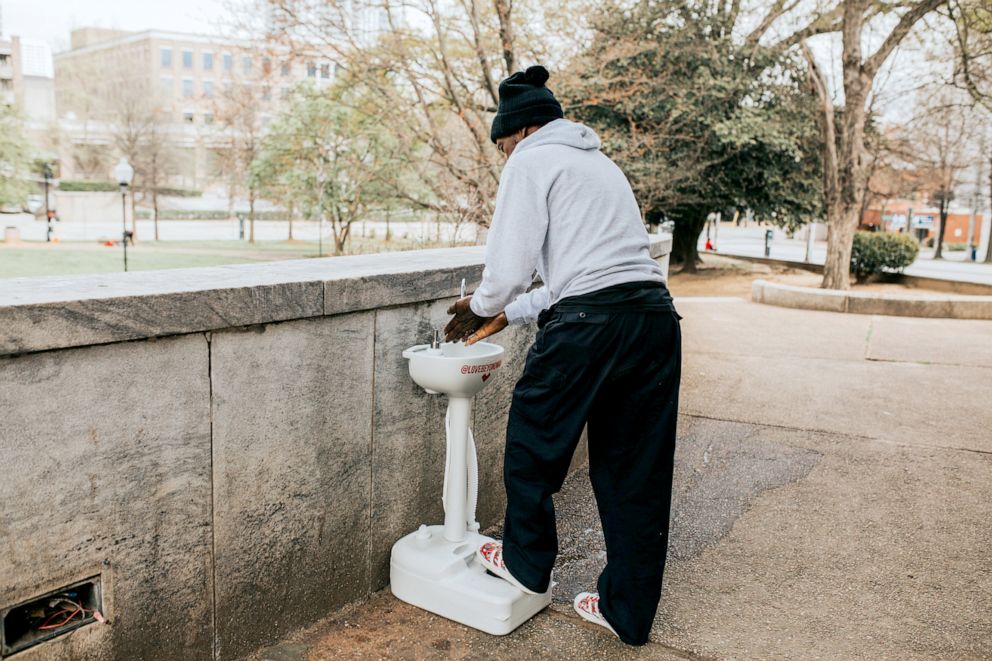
444 295 508 345
465 312 508 346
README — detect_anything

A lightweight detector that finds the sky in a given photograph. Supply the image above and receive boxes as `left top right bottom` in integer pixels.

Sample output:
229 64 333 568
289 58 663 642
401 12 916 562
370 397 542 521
1 0 231 51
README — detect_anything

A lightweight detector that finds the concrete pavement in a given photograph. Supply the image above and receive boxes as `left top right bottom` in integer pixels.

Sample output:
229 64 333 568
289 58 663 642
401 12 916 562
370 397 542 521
251 300 992 660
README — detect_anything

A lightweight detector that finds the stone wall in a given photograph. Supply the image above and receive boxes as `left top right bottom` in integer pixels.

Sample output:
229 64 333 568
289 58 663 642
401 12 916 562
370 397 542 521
0 236 671 660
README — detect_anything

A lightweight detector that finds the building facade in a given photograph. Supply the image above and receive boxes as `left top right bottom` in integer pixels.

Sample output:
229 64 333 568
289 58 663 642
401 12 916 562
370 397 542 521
861 197 988 251
0 35 55 123
54 28 338 189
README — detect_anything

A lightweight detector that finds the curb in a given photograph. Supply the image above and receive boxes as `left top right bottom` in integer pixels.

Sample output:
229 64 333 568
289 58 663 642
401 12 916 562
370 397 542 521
713 251 992 295
751 279 992 320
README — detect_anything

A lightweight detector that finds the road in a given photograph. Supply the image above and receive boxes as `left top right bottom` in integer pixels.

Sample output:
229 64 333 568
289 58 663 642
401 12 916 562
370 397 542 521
705 222 992 286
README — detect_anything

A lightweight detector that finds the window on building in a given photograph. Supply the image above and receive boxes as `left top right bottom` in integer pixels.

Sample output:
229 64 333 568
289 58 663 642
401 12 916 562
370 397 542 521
183 111 195 123
182 49 193 69
182 78 194 98
261 86 271 101
160 76 173 97
223 53 233 71
281 62 290 76
160 47 172 67
203 52 214 70
262 57 272 75
242 55 251 74
320 63 330 79
280 86 290 100
204 112 215 125
203 80 215 98
306 62 316 78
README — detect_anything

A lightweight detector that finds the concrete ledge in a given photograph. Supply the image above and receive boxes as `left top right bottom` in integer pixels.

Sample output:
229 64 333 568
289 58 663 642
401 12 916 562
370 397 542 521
752 279 992 320
0 235 672 357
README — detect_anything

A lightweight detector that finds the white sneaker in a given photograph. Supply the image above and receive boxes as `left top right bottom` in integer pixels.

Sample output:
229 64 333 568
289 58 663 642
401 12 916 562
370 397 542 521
573 591 619 638
477 541 542 595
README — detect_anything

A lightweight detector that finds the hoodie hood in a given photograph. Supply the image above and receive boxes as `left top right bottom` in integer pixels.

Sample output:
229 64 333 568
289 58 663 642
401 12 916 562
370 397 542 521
511 118 602 157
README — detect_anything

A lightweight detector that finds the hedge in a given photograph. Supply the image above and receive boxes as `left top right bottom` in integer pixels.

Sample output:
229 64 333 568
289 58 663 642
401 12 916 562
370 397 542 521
134 209 288 221
850 231 919 283
59 180 202 197
58 180 119 192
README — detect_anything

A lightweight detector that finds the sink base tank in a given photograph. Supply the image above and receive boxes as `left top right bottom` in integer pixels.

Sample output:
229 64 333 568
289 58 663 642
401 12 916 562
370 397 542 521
390 525 551 635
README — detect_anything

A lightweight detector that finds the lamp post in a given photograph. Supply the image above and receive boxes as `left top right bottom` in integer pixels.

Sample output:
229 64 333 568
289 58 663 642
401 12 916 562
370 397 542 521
42 163 54 242
114 157 135 272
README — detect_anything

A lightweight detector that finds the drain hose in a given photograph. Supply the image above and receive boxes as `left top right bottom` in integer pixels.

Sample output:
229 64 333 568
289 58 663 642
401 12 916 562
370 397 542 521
442 404 479 531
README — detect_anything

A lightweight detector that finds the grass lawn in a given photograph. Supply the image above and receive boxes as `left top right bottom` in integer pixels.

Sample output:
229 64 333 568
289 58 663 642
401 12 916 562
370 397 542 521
0 237 465 279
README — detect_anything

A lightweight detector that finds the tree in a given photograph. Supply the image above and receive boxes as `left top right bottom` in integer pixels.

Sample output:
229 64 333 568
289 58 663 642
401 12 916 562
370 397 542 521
564 0 823 271
950 0 992 110
215 81 266 243
60 52 175 241
134 122 178 242
802 0 946 289
0 105 33 209
252 83 404 255
257 0 553 234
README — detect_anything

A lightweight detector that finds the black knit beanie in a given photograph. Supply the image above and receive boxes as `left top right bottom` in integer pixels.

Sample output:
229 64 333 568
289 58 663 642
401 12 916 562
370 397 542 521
490 65 564 143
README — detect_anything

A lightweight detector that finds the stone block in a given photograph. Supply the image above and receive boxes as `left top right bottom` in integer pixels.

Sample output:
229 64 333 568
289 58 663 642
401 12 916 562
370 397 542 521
0 335 212 660
210 314 374 659
0 269 324 356
756 281 848 313
845 293 953 318
946 296 992 320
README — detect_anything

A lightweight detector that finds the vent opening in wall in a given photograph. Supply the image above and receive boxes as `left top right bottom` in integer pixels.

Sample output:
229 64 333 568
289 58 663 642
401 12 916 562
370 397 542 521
1 576 103 657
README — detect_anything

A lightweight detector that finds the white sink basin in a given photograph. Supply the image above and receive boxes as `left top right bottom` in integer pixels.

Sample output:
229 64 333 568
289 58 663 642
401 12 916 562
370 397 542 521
402 341 505 397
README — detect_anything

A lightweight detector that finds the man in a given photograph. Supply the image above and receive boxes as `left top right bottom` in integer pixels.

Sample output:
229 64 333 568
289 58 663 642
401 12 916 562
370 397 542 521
444 65 682 646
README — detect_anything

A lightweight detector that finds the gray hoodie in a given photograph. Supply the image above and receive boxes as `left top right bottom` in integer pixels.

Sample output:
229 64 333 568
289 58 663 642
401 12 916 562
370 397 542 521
470 118 665 324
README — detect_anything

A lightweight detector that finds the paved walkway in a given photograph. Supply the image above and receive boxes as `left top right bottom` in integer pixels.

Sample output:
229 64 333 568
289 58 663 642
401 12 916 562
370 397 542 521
253 300 992 660
708 224 992 286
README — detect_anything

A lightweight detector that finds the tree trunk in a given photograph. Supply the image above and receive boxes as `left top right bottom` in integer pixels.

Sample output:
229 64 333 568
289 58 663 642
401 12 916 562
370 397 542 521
822 204 858 289
153 189 160 241
934 205 949 259
493 0 515 75
248 194 256 244
288 202 294 241
672 214 707 273
985 153 992 263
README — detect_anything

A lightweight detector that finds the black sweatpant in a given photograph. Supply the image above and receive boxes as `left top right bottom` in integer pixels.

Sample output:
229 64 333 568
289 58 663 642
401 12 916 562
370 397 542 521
500 283 682 646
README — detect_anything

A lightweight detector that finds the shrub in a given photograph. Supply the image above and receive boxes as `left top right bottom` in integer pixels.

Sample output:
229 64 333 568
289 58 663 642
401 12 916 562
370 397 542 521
850 231 919 283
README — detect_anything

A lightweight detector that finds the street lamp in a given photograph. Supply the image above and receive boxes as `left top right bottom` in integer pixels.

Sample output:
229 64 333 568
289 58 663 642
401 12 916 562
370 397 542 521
114 157 135 272
42 163 54 242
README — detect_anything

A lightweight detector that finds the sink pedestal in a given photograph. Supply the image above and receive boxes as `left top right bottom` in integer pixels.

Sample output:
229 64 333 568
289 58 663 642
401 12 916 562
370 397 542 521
390 341 551 634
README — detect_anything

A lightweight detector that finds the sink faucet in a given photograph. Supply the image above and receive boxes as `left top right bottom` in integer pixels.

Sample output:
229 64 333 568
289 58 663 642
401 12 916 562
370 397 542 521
431 329 442 349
